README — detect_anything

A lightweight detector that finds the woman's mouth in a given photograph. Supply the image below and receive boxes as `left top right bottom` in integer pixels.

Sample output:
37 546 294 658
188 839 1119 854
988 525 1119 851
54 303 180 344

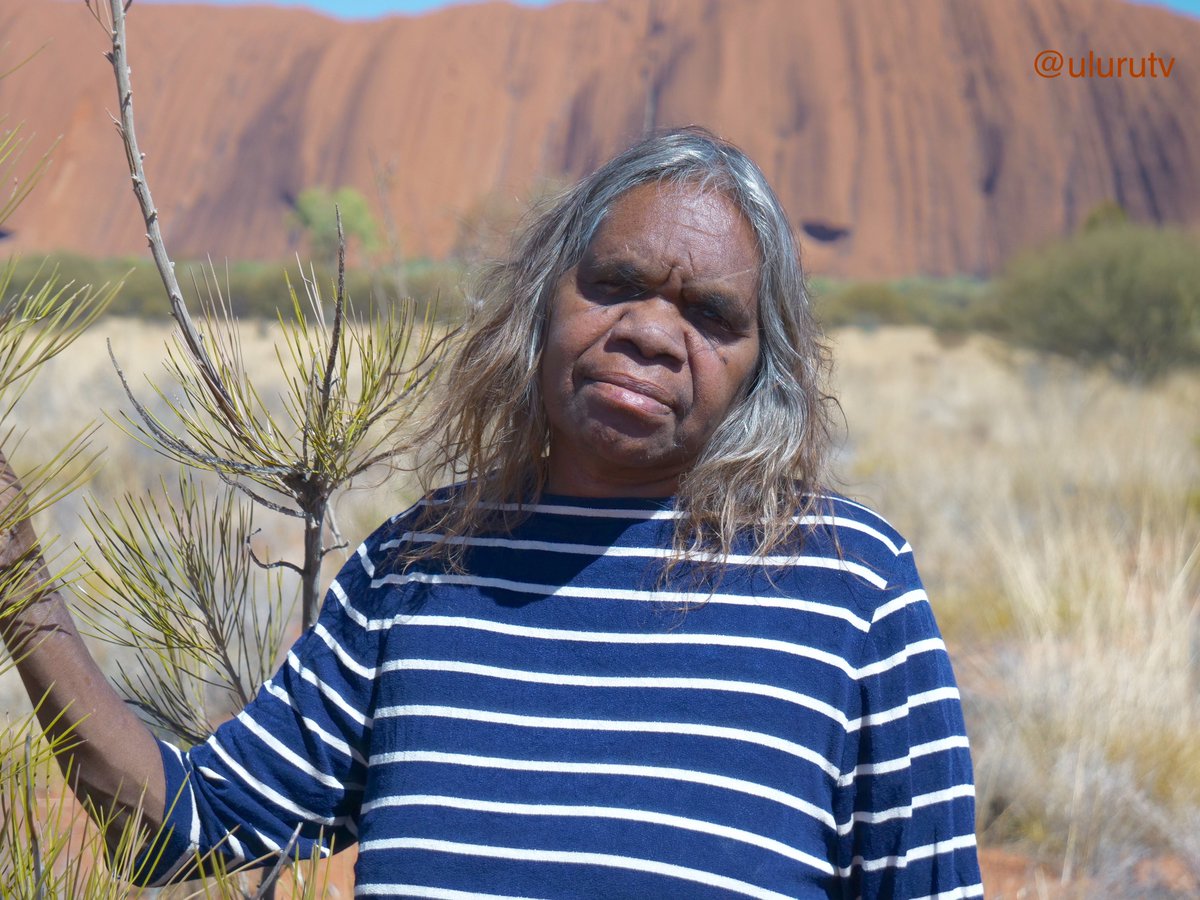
585 374 674 417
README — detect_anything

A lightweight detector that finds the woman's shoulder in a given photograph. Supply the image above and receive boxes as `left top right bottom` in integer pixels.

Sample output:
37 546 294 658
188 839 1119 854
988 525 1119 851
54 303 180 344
785 493 921 610
801 492 913 560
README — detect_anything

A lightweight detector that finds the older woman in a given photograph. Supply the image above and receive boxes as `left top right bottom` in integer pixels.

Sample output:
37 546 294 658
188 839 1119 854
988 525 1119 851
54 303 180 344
1 127 981 899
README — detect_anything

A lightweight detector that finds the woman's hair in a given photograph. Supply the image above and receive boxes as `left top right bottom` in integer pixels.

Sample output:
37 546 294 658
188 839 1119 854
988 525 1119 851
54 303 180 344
410 125 835 564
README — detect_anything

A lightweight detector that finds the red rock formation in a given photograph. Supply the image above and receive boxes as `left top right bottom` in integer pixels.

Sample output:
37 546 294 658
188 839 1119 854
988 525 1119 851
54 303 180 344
0 0 1196 277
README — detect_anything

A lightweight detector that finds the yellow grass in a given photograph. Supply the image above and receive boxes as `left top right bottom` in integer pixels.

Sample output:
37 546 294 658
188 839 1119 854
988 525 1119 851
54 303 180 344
832 326 1200 892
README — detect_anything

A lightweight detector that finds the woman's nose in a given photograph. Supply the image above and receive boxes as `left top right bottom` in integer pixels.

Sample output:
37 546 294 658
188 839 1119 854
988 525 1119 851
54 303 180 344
609 296 688 365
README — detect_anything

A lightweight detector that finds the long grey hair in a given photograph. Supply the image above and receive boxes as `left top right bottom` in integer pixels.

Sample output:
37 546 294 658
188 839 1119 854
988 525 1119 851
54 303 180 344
411 125 835 563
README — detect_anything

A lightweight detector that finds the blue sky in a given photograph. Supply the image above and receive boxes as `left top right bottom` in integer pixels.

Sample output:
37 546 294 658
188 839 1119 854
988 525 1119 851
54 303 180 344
143 0 568 16
141 0 1200 20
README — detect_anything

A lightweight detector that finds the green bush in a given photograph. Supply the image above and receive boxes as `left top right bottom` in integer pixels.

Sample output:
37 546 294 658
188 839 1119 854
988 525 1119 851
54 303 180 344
404 258 468 322
812 278 991 333
289 186 380 264
814 281 919 328
1080 199 1129 234
992 223 1200 381
2 254 469 324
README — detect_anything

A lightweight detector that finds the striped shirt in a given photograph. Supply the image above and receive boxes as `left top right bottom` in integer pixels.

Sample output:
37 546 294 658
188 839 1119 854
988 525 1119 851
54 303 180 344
137 492 982 898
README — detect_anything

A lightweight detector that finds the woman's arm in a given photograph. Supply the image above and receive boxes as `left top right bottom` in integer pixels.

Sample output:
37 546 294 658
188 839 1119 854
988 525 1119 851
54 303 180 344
842 546 983 898
0 450 166 841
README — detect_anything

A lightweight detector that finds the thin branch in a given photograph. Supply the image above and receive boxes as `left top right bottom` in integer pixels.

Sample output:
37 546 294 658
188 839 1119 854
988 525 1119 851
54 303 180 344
325 506 345 551
246 545 303 577
215 470 303 518
195 587 254 709
319 208 346 426
108 341 295 482
320 540 349 562
253 823 303 900
299 359 318 467
102 0 238 422
107 343 203 460
23 735 44 900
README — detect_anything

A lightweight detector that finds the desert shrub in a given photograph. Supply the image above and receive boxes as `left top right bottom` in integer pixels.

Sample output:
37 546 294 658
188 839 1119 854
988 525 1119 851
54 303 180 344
213 259 377 319
969 492 1200 882
7 254 197 318
1080 199 1129 234
400 257 468 322
814 281 921 328
289 185 380 264
991 223 1200 381
813 277 993 334
4 254 469 323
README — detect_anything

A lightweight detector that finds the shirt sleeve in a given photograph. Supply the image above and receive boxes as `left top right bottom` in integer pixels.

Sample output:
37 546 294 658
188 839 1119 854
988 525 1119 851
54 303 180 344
839 548 983 899
127 527 390 886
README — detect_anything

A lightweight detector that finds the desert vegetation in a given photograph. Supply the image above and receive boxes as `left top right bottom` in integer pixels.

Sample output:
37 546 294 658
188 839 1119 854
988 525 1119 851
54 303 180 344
3 3 1200 897
831 326 1200 895
5 318 1199 896
990 221 1200 382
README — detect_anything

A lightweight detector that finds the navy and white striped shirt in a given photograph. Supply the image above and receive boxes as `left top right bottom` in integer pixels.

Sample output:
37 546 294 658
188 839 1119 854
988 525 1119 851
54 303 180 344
139 492 982 898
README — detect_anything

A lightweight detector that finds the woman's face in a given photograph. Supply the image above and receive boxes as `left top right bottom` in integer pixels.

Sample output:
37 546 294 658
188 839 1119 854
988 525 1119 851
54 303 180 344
541 182 761 498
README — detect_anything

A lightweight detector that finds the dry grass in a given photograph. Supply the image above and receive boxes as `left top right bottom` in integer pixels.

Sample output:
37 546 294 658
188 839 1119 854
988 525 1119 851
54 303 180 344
3 320 1199 895
832 326 1200 895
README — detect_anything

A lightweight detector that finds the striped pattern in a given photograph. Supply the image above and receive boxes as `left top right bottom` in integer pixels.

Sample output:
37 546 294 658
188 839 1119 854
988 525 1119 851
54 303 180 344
139 493 982 897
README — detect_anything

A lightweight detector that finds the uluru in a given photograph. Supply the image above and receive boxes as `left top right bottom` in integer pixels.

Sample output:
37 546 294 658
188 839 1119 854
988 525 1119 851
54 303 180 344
0 0 1196 277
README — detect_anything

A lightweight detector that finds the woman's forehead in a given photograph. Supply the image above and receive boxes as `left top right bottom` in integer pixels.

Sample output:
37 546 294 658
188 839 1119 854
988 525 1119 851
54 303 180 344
586 183 761 272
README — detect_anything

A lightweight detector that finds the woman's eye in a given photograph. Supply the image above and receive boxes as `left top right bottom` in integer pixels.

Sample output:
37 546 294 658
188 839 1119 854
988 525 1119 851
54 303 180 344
596 280 642 299
696 307 731 330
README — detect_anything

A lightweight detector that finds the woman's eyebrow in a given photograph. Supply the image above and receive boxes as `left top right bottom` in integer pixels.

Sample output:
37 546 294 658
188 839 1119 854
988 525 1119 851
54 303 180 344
689 287 754 325
585 257 647 283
